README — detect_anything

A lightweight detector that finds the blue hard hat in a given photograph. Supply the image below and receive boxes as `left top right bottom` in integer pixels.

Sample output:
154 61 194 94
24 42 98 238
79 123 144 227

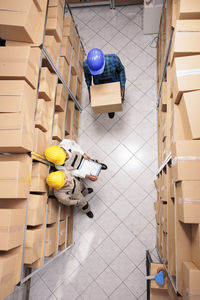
87 48 105 75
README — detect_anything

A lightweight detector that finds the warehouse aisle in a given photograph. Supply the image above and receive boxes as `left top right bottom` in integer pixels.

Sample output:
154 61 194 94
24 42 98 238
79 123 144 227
29 4 159 300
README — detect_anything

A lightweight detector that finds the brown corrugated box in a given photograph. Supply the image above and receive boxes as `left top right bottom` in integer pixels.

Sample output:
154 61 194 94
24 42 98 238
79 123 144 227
0 0 41 43
0 209 24 251
192 224 200 269
33 128 51 156
161 203 167 233
56 84 68 112
177 0 200 20
24 227 43 264
46 5 63 42
91 82 122 114
30 162 49 193
44 35 60 67
59 57 70 85
0 154 31 199
0 80 36 152
59 220 66 245
39 67 57 102
60 205 67 221
0 251 18 299
71 51 79 75
179 91 200 140
28 194 47 226
45 224 56 256
49 0 65 9
63 17 80 55
79 45 85 67
150 263 168 290
172 104 186 142
171 55 200 104
183 261 200 298
47 198 58 224
61 36 72 65
0 47 40 89
53 112 65 141
70 75 77 96
65 100 74 136
172 141 200 182
36 98 53 132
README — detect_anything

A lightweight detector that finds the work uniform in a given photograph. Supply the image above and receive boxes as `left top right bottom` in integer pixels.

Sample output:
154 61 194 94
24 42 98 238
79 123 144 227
83 54 126 90
54 171 91 214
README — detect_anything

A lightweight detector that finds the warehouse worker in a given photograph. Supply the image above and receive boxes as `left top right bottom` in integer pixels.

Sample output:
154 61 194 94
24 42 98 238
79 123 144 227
46 170 94 218
83 48 126 119
44 142 107 181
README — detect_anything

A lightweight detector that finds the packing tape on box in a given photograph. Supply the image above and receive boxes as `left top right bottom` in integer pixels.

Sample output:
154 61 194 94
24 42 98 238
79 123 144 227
178 197 200 204
0 225 23 232
186 289 200 297
172 68 200 91
172 156 200 166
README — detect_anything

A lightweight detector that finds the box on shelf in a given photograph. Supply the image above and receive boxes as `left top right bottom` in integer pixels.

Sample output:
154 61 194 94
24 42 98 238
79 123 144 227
79 44 85 67
177 0 200 20
0 47 40 89
24 227 43 264
35 99 50 132
49 0 65 9
0 154 31 199
30 162 49 193
55 84 68 112
47 198 58 224
45 224 57 256
0 80 37 152
60 205 67 221
71 51 79 76
28 194 47 226
77 81 82 103
192 224 200 269
91 82 122 114
33 128 51 156
0 0 42 43
65 100 74 136
150 263 168 290
59 57 70 85
70 75 77 96
53 111 65 141
59 220 66 245
0 209 24 251
46 4 63 42
172 140 200 182
44 35 60 67
63 17 80 55
39 67 57 102
171 104 186 142
160 82 167 112
171 55 200 104
61 36 72 66
0 251 18 299
78 66 84 85
179 91 200 140
183 261 200 298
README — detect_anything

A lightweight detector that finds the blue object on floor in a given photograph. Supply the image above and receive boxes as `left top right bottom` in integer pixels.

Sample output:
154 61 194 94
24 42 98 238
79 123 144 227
154 270 164 286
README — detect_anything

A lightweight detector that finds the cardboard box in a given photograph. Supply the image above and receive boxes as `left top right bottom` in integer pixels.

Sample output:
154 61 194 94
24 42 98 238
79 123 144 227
49 0 65 9
161 203 167 233
171 104 186 143
0 80 37 152
45 224 56 256
35 98 53 132
63 17 80 55
79 45 85 67
70 75 77 96
39 67 57 102
24 227 43 264
44 35 60 67
47 198 58 224
179 91 200 140
171 55 200 104
0 154 31 199
91 82 122 114
60 205 66 221
183 261 200 298
30 162 49 193
170 20 200 64
150 263 168 290
0 0 41 43
27 194 47 226
61 36 72 66
59 220 66 245
0 251 17 299
172 141 200 182
177 0 200 20
0 47 40 89
71 51 79 75
192 224 200 269
65 100 74 136
56 84 68 112
53 111 65 141
33 128 50 156
34 0 47 12
46 5 63 42
160 82 167 112
0 209 24 251
59 57 70 85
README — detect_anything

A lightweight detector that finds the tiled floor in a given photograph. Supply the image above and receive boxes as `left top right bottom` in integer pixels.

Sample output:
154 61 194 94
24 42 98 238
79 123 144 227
29 4 159 300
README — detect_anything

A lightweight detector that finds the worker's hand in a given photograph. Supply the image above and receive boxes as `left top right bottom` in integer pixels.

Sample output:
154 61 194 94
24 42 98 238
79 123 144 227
85 174 98 181
121 88 125 103
83 154 90 161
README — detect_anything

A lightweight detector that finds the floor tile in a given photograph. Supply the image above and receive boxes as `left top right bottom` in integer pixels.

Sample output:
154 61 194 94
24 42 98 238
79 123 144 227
124 268 146 298
124 182 148 207
86 120 108 144
53 281 79 300
69 265 93 295
136 169 155 193
120 21 141 40
87 15 107 33
109 31 130 51
125 83 144 106
134 118 156 141
111 223 133 250
96 236 121 264
98 23 119 43
96 267 121 296
96 181 121 207
110 282 136 300
110 195 133 221
109 12 130 30
87 34 107 50
123 156 146 181
89 194 107 219
137 195 155 222
71 235 94 263
110 119 133 142
121 41 142 61
110 169 133 193
120 4 141 19
82 281 107 300
83 222 107 249
134 50 155 71
102 42 119 55
76 8 97 24
134 72 155 94
97 208 121 235
124 238 147 266
134 94 155 115
79 25 96 44
29 279 52 300
135 142 157 167
109 144 133 167
124 209 148 236
48 294 57 300
102 156 120 178
125 62 143 84
139 222 156 251
122 106 144 129
78 132 95 153
82 251 107 279
97 131 120 155
122 131 145 155
132 9 143 28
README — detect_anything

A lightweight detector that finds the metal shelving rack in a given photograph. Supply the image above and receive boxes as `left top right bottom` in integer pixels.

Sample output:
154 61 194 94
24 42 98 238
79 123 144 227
68 0 142 10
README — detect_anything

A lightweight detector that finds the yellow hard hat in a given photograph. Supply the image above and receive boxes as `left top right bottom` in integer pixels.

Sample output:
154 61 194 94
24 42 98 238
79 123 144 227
46 171 65 190
44 145 66 165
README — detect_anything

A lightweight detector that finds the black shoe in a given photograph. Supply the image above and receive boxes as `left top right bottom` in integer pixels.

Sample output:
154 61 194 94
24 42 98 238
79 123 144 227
108 112 115 119
86 211 94 218
87 188 93 194
100 163 107 170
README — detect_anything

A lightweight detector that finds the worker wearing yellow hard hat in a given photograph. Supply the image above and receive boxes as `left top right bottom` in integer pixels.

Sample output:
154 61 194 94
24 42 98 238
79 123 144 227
46 170 94 218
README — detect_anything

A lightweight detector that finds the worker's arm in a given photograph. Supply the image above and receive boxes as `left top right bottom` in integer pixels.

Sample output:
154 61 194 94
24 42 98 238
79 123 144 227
83 61 92 93
54 190 79 206
115 55 126 101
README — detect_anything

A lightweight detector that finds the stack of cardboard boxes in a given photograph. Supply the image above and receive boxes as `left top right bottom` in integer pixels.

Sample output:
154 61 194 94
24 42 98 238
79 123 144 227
0 0 84 297
155 0 200 298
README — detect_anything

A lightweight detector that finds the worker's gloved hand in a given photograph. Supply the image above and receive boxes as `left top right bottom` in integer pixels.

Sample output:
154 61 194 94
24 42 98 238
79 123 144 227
121 88 125 103
83 154 90 161
85 174 98 181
